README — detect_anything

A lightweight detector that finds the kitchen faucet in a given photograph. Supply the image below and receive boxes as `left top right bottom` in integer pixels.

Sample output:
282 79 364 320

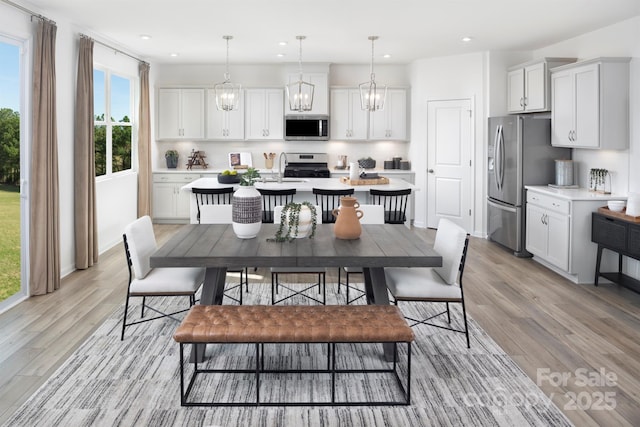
277 152 287 183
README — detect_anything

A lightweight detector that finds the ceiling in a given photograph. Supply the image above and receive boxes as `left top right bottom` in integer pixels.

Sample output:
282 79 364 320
22 0 640 65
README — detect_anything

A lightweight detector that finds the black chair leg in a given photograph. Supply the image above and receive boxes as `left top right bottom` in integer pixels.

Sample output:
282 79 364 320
337 268 342 294
141 296 146 317
446 302 451 323
461 300 471 348
121 294 131 341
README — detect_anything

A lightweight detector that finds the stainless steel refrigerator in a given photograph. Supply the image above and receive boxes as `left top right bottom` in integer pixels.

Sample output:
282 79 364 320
487 115 570 257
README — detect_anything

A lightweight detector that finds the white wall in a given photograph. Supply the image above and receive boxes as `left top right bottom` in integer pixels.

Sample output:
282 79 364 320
408 52 486 234
532 16 640 195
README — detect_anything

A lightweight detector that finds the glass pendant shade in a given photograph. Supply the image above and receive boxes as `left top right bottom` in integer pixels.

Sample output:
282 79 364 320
359 36 386 111
215 36 241 111
286 36 314 112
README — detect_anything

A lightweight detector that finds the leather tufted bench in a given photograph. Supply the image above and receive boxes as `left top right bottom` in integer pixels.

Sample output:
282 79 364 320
174 304 414 406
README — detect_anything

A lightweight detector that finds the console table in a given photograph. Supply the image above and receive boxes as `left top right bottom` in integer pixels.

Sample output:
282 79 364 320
591 211 640 293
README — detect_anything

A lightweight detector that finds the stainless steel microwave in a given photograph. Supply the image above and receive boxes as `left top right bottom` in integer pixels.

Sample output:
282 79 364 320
284 115 329 140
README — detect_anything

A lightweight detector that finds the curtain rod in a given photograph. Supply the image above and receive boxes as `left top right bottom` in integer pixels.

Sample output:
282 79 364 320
1 0 55 24
80 33 148 65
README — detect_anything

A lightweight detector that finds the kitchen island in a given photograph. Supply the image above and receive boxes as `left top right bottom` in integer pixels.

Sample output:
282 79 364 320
181 176 416 225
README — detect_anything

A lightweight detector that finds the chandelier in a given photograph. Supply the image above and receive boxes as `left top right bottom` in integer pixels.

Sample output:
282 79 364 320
286 36 314 112
214 35 241 111
359 36 387 111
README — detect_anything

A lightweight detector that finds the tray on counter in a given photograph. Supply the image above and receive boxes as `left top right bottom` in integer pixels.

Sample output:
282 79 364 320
597 206 640 223
340 176 389 186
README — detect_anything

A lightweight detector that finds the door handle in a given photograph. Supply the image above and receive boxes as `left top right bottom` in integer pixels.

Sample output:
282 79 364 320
428 169 434 173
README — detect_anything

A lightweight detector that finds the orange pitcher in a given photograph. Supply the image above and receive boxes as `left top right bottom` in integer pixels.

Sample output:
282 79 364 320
332 196 364 239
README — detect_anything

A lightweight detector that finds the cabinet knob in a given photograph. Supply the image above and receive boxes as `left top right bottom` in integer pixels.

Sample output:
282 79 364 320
428 169 434 174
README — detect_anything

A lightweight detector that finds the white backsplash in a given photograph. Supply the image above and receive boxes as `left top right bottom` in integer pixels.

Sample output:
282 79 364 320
155 140 410 171
572 148 630 195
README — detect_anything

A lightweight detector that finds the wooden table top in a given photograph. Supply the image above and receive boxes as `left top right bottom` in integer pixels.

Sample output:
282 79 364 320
150 224 441 269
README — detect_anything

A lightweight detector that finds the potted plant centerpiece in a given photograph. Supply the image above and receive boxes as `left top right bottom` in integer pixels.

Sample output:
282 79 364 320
273 201 317 241
165 149 179 168
232 167 262 239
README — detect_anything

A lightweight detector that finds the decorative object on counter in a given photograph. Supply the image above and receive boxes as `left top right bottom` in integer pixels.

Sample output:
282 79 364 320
332 196 363 240
626 193 640 217
554 159 574 186
263 152 276 169
229 152 252 169
400 160 411 170
349 162 359 181
232 167 262 239
272 201 317 241
164 150 179 169
214 35 241 111
217 169 240 184
358 157 376 169
340 176 389 185
359 36 387 111
335 155 347 170
589 168 610 194
393 156 402 169
186 150 208 170
286 36 314 112
384 160 394 169
607 200 626 212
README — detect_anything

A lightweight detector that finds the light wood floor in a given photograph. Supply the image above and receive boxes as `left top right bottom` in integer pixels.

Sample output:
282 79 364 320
1 225 639 426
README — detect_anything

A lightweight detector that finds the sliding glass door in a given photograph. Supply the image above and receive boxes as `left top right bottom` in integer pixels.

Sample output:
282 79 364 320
0 36 27 310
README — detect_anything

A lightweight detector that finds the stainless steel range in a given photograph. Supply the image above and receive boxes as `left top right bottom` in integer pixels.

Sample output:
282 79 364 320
283 153 331 178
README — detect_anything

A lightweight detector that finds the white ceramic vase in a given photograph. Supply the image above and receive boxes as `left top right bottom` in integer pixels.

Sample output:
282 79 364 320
232 186 262 239
284 205 313 238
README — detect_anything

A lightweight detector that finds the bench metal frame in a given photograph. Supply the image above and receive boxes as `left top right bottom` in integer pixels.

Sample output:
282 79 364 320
178 341 411 406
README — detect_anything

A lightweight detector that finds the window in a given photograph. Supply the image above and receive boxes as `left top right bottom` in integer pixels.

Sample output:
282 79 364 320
94 68 133 176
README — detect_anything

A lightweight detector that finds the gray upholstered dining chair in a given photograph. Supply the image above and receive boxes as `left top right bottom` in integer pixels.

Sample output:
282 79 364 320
337 204 385 304
270 205 326 305
384 218 471 348
199 204 249 303
121 215 204 340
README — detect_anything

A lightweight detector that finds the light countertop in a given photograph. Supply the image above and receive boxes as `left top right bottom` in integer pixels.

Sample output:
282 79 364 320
181 177 416 193
155 168 414 176
525 185 627 201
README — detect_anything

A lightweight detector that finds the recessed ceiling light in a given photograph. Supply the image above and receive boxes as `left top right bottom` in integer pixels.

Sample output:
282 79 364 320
140 34 152 40
462 36 473 42
170 53 179 57
278 41 288 46
383 54 391 59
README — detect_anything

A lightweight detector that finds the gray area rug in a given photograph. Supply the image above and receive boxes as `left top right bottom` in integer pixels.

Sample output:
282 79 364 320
4 282 572 427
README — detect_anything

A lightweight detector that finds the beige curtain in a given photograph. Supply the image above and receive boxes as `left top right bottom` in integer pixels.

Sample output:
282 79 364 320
137 62 152 217
74 36 98 269
29 20 60 295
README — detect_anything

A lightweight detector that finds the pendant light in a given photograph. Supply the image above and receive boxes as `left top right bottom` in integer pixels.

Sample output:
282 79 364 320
359 36 387 111
286 36 314 112
214 35 241 111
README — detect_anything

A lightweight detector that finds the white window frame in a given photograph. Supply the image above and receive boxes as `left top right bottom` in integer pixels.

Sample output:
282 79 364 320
93 66 136 180
0 33 30 313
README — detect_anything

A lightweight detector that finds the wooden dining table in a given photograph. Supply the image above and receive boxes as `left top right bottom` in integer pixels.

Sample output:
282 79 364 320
150 223 442 362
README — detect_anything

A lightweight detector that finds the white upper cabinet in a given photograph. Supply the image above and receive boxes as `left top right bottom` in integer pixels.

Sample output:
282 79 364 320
551 58 630 149
205 89 245 140
507 58 575 114
286 73 328 115
157 88 205 140
368 89 407 140
245 88 284 140
330 88 368 140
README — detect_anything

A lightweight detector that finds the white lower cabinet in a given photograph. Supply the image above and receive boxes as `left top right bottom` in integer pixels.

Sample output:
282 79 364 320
525 187 617 284
526 193 570 271
153 173 199 222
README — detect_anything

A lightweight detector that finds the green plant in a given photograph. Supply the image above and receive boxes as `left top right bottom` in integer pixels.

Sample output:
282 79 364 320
239 167 261 186
165 149 179 159
272 201 317 242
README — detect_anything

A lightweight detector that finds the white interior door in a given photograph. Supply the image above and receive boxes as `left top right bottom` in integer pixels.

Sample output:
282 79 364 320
427 99 472 230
